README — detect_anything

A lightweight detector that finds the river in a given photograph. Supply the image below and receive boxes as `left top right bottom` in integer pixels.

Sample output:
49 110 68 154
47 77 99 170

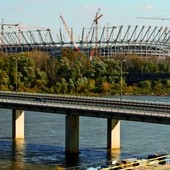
0 95 169 169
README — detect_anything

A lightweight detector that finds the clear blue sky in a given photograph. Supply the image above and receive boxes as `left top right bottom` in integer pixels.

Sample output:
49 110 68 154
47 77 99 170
1 0 170 38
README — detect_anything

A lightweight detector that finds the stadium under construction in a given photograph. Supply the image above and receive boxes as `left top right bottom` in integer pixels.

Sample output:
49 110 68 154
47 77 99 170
1 11 170 58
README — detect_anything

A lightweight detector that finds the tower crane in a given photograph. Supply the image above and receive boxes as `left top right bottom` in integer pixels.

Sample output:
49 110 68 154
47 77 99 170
95 9 103 56
94 9 103 45
60 15 79 52
85 8 103 42
85 8 103 59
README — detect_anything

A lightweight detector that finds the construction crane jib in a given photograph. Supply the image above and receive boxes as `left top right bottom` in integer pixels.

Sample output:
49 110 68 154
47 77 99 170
136 17 170 21
59 15 79 52
1 19 19 46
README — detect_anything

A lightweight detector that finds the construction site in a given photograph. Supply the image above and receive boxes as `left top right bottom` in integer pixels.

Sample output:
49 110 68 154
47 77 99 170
1 9 170 58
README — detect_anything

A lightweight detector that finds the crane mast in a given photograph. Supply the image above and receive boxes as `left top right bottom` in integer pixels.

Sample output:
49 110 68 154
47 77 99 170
94 9 103 56
95 9 103 44
85 8 103 42
85 8 103 58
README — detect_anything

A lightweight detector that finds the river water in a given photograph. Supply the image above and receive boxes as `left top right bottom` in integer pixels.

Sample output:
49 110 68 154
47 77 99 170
0 95 170 169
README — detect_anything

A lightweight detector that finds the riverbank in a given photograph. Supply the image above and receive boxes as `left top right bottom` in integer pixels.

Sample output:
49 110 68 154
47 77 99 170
100 154 170 170
153 164 170 170
135 164 170 169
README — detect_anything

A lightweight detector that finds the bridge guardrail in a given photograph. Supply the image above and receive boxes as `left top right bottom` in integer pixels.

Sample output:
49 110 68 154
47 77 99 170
0 98 169 120
0 91 169 106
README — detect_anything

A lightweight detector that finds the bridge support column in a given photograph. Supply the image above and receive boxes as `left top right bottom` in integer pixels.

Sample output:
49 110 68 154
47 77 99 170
12 109 24 139
107 119 120 149
65 114 79 154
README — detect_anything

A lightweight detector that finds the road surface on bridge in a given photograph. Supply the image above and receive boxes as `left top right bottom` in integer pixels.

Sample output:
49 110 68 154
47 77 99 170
0 91 169 125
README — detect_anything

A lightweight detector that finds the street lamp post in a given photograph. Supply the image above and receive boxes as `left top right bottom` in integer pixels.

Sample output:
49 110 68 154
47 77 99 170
118 59 126 102
14 58 19 92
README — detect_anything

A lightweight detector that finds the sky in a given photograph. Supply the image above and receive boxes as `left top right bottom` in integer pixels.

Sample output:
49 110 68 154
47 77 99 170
1 0 170 40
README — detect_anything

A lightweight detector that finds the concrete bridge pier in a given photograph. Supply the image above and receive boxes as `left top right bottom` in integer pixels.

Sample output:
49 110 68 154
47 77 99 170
107 119 120 150
12 109 24 139
65 113 79 154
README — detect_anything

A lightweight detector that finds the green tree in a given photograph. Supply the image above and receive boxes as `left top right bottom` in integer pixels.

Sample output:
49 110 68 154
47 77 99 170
18 57 36 88
34 68 49 92
137 80 152 94
68 78 75 94
70 61 83 81
76 77 88 93
157 63 170 73
143 61 158 73
0 70 10 90
104 59 120 84
60 78 68 94
128 57 144 73
152 80 164 94
86 59 107 86
56 82 62 94
57 57 71 81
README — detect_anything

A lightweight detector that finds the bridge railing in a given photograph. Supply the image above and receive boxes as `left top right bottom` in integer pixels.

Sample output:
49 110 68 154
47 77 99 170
0 91 169 106
0 97 170 119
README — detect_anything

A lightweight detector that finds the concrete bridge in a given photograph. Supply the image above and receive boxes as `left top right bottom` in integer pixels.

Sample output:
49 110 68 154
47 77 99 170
0 91 170 154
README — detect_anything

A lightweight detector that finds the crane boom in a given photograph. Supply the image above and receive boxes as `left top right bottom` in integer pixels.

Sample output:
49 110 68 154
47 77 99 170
59 15 79 52
136 17 170 21
94 14 103 23
60 15 72 40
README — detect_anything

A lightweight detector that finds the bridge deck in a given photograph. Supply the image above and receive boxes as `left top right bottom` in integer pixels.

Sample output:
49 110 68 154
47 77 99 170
0 92 169 125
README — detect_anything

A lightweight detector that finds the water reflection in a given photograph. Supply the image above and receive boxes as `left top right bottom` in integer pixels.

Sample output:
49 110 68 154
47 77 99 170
11 143 115 169
1 139 58 169
109 149 121 161
65 152 79 167
11 139 25 170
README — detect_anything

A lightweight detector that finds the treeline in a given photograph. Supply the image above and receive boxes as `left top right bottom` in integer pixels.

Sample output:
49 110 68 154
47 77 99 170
0 49 170 95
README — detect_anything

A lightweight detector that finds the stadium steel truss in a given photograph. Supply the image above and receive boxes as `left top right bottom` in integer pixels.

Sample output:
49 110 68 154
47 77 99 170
1 25 170 57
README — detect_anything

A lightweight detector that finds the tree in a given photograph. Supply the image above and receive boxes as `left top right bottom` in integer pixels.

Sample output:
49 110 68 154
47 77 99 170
127 56 144 73
137 80 152 94
56 82 62 94
76 77 88 93
57 57 71 81
34 68 49 92
60 78 68 94
101 81 111 94
18 56 36 88
104 59 120 84
27 50 50 70
143 61 158 73
152 80 164 94
70 61 83 81
86 59 107 86
157 63 170 73
0 70 10 90
68 78 75 94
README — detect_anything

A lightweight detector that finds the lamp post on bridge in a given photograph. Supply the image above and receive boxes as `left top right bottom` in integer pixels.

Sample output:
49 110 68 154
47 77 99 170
14 57 20 92
118 59 126 102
